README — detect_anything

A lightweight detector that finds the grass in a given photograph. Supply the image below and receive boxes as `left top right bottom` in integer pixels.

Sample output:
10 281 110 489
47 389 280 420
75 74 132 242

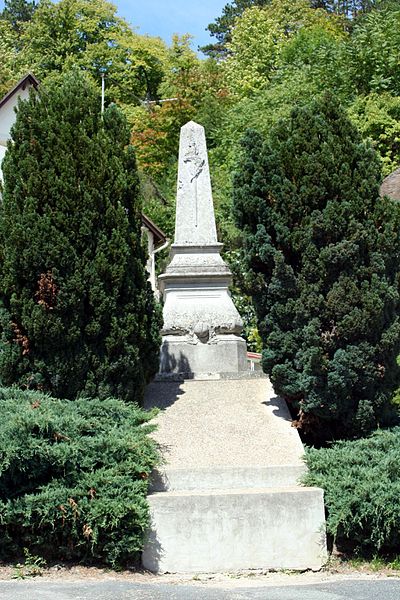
326 553 400 575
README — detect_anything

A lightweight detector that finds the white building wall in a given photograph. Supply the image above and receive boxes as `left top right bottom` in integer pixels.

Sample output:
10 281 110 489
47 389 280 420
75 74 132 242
143 228 156 291
0 146 6 184
0 84 33 182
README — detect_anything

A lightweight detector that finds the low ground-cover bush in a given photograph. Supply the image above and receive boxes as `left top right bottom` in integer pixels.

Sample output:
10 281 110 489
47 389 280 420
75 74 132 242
304 427 400 555
0 387 158 566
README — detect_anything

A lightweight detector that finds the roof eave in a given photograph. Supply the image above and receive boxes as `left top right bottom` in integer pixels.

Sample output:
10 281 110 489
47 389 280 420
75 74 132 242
0 72 40 110
142 213 167 247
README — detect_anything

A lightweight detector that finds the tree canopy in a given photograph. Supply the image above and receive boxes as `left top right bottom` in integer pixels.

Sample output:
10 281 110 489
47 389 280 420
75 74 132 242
201 0 271 58
3 0 168 105
0 0 36 32
223 0 344 96
201 0 377 59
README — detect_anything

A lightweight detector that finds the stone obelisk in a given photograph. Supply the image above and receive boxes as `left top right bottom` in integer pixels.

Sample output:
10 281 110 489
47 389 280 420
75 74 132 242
158 121 247 375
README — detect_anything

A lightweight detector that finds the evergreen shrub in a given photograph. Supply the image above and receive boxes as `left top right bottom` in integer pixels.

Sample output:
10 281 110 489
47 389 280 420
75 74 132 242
233 94 400 441
0 387 158 565
305 428 400 555
0 70 161 402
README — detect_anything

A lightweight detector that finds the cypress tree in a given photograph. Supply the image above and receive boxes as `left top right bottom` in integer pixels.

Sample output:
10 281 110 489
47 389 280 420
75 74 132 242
0 70 161 402
234 94 400 441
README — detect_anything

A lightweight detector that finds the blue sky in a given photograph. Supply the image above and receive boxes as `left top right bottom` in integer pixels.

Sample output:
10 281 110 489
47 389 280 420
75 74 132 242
0 0 228 53
117 0 227 52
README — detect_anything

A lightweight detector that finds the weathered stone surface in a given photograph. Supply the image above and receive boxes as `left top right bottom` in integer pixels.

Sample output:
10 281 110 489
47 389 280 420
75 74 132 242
174 121 218 246
160 334 248 375
380 167 400 201
142 486 327 574
149 465 308 492
158 121 247 375
143 379 305 472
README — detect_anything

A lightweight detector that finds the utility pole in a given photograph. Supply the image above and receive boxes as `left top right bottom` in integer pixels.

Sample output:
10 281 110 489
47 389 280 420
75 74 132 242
101 72 105 114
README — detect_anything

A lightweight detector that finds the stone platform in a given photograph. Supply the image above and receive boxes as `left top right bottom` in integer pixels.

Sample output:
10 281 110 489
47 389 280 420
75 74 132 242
142 377 327 573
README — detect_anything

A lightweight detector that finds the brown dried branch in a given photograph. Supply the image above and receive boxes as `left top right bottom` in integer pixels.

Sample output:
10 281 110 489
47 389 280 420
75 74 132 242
35 271 58 310
11 322 30 356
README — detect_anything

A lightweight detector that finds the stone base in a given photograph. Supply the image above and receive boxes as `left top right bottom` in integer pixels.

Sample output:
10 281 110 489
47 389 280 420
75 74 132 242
142 486 327 573
159 334 248 375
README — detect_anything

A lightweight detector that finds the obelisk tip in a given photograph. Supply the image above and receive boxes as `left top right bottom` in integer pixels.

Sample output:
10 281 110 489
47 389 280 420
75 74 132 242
181 120 204 132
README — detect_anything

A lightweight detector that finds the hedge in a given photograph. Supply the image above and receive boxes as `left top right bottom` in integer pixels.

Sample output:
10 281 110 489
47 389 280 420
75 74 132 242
304 427 400 554
0 387 158 566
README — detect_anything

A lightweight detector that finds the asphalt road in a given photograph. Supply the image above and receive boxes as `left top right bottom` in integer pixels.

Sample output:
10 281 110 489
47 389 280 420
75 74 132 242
1 579 400 599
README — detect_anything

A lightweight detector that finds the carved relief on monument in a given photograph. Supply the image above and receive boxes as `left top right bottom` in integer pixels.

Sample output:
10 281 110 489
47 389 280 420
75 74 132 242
161 306 243 342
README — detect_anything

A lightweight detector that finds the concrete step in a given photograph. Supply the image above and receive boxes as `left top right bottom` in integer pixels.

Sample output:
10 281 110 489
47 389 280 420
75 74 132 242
142 376 327 573
149 464 307 492
142 485 327 574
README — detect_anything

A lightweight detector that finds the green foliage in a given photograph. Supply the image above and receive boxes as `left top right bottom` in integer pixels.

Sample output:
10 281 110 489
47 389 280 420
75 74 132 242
129 37 232 245
0 0 36 33
202 0 374 59
224 250 262 352
200 0 400 249
348 2 400 95
0 70 161 402
14 0 168 104
233 94 400 441
0 387 158 566
223 0 344 96
201 0 271 59
130 38 199 180
139 173 175 241
279 26 349 100
131 36 230 181
0 36 15 98
0 18 26 97
310 0 377 21
348 93 400 176
195 1 400 262
304 427 400 554
343 554 400 571
12 548 47 579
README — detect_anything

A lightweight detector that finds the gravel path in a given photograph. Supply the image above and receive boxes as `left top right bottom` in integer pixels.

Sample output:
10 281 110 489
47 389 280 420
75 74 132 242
143 378 304 469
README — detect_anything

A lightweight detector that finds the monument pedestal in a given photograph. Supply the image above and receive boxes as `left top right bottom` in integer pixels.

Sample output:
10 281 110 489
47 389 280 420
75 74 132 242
159 243 248 376
160 333 247 376
157 123 248 377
